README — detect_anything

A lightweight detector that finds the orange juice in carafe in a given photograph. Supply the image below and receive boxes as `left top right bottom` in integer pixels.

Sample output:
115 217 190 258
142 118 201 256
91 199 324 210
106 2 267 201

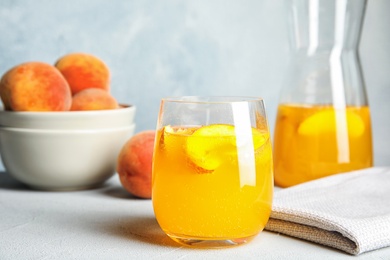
273 104 372 187
274 0 372 187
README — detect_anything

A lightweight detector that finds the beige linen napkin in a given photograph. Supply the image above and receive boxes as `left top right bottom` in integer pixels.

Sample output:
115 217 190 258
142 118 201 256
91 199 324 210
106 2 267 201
265 167 390 255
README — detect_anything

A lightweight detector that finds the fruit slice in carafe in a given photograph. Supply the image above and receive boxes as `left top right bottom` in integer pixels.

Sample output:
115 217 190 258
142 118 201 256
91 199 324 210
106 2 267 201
298 110 365 138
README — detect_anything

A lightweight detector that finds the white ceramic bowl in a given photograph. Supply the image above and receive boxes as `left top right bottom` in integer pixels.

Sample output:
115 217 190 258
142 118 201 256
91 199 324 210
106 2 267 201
0 104 135 130
0 124 135 191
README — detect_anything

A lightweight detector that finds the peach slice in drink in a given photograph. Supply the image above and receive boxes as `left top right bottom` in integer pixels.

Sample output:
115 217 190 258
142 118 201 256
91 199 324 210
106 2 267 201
185 124 268 171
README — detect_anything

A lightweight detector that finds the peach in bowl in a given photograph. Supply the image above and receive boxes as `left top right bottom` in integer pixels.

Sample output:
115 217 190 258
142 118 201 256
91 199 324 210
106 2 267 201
0 124 135 191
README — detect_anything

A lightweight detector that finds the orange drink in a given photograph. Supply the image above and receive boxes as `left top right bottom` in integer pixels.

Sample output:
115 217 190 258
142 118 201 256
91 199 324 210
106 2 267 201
152 97 273 247
273 104 373 187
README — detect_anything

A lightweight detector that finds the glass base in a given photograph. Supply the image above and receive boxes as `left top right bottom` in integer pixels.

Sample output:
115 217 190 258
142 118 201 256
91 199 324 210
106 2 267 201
166 233 257 248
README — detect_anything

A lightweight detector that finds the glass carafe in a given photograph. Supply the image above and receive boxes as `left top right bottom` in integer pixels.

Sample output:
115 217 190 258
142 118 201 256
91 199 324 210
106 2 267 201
273 0 373 187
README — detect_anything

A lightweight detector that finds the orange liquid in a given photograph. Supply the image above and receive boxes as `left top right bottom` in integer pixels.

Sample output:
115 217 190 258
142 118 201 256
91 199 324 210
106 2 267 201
152 126 273 241
273 104 373 187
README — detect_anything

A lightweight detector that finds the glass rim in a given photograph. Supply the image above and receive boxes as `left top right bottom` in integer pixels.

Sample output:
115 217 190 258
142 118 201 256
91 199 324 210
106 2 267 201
161 96 264 104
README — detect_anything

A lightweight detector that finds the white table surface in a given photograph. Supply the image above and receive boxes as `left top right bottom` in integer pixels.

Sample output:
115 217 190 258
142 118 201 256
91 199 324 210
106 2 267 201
1 171 390 260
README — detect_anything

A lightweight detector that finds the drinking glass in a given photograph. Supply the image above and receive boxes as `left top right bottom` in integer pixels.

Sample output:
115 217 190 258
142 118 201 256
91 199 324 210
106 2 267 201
152 96 273 248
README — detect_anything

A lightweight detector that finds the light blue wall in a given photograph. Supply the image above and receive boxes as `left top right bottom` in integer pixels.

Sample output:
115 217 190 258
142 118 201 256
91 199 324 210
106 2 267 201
0 0 389 166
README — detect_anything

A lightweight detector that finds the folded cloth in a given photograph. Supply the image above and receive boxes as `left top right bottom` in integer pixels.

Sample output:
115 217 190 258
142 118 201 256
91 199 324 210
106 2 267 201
265 167 390 255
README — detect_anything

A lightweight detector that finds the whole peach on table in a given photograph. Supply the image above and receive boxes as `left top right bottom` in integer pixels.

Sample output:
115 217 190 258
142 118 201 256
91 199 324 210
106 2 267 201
117 130 156 199
0 62 72 111
55 53 110 95
70 88 118 111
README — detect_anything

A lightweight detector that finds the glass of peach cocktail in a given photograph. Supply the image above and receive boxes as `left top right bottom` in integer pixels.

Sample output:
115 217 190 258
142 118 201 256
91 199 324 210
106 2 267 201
152 97 273 248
